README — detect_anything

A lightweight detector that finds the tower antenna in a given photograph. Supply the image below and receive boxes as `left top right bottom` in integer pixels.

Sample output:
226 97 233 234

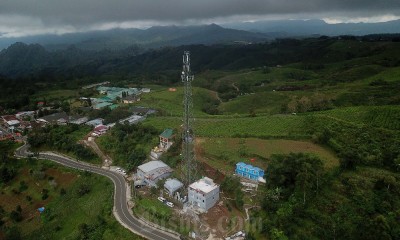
181 51 197 188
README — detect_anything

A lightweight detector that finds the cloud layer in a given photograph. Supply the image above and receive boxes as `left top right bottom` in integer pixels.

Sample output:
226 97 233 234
1 0 400 37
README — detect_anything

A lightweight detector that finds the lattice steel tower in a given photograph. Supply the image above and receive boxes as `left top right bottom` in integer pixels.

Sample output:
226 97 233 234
181 51 197 188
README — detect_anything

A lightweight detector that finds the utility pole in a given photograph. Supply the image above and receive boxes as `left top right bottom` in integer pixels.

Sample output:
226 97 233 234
181 51 197 189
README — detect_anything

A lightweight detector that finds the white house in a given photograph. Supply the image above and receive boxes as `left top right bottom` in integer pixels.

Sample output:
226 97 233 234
188 177 220 212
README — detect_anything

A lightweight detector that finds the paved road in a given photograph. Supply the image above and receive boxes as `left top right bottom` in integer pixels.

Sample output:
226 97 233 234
15 144 179 240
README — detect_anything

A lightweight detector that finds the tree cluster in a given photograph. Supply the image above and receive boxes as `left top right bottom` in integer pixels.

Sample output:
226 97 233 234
27 125 97 162
97 123 158 170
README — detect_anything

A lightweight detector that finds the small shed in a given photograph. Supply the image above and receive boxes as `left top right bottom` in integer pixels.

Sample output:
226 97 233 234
164 178 183 196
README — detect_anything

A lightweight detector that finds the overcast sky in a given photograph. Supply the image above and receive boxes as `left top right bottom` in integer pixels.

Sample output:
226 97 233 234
1 0 400 37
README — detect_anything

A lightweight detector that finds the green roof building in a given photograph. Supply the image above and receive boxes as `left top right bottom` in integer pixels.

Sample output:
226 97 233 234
159 128 174 150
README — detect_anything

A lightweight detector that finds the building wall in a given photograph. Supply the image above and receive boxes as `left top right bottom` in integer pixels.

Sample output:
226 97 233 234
188 186 220 211
236 165 264 180
137 169 171 187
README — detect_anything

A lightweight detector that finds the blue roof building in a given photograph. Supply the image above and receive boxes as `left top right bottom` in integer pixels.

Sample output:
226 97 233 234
235 162 264 181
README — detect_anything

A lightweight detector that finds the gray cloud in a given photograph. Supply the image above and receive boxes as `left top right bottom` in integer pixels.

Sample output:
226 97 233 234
1 0 400 36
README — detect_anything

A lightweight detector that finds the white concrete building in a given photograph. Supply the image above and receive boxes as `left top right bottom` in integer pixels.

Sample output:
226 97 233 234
188 177 220 212
136 161 172 187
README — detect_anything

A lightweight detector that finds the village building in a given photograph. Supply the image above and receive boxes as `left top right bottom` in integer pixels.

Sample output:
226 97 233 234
37 101 45 107
37 112 69 125
86 118 104 127
69 116 89 125
118 114 144 125
136 161 173 187
122 95 141 104
159 128 174 150
235 162 265 181
164 178 184 197
92 124 108 136
92 101 113 110
97 86 140 100
188 177 220 212
6 120 20 128
15 111 35 120
130 106 150 116
140 88 151 93
2 115 21 128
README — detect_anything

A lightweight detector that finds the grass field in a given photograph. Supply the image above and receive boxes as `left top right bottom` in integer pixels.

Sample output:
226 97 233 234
313 105 400 130
144 114 308 138
197 137 339 173
219 91 289 114
133 86 218 116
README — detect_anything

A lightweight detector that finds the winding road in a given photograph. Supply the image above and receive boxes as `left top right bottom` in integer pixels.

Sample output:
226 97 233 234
15 144 179 240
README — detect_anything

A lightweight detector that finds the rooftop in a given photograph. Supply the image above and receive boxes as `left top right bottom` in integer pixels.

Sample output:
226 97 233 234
164 178 183 190
93 102 113 109
2 115 18 122
130 106 149 114
160 128 174 139
99 96 112 102
189 177 219 194
138 160 170 173
86 118 104 126
236 162 264 172
94 125 108 131
7 120 20 126
39 112 68 123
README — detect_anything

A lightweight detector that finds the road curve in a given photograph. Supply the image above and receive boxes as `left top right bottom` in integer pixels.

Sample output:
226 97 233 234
15 144 179 240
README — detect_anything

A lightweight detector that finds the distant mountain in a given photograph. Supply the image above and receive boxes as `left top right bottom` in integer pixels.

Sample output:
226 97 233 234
0 24 271 51
222 19 400 36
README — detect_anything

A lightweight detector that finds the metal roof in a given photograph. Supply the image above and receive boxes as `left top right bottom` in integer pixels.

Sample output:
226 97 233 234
93 102 112 109
138 160 170 173
236 162 264 172
39 112 68 123
164 178 183 191
86 118 104 126
160 128 174 138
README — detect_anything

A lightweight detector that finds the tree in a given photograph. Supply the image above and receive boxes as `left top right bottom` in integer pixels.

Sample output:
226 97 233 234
235 188 244 209
60 188 66 196
10 210 22 222
270 228 289 240
296 162 313 204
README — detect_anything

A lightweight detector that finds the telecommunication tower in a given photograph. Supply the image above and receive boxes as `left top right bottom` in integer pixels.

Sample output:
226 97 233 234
181 51 197 188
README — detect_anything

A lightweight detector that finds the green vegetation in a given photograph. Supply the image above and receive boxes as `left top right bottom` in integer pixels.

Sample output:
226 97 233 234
0 141 138 240
133 197 190 236
96 123 159 170
255 153 400 240
27 124 101 164
1 36 400 239
145 114 307 138
136 87 219 116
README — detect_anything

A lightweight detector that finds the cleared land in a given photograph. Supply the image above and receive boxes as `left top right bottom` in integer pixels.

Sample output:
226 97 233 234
197 138 339 173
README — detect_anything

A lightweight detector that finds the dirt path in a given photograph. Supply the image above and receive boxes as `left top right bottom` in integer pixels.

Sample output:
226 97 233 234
232 83 239 92
83 139 113 167
214 91 223 103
